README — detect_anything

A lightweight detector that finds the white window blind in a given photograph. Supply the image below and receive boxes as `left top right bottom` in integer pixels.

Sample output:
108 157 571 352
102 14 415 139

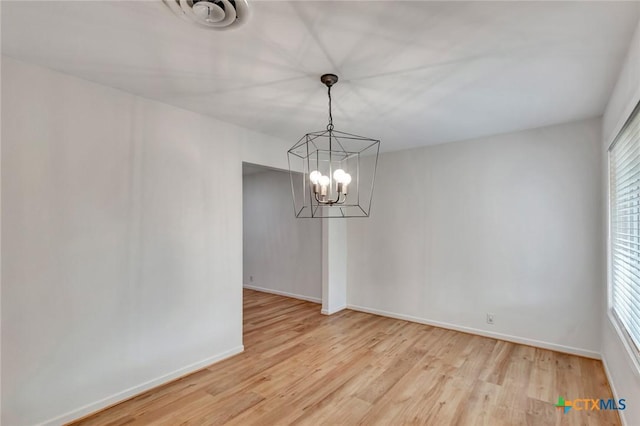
610 101 640 355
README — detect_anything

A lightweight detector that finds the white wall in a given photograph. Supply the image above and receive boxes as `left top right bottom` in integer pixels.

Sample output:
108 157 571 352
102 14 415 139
1 57 291 426
322 219 347 315
348 118 603 357
602 17 640 426
243 169 321 302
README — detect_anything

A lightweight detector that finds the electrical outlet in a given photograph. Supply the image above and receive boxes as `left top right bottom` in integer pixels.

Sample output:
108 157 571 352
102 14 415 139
250 275 254 282
486 313 495 325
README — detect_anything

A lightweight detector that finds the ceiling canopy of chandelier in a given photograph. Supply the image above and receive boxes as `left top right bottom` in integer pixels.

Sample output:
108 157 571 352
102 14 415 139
288 74 380 218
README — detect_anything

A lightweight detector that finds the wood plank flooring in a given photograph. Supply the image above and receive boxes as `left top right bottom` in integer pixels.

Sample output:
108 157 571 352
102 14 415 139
71 289 620 425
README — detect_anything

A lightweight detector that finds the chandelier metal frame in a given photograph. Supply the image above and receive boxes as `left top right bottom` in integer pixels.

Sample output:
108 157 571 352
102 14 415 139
287 74 380 218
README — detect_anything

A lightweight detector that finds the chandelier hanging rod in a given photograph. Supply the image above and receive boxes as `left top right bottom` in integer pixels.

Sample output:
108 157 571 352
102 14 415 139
322 73 337 131
309 74 352 206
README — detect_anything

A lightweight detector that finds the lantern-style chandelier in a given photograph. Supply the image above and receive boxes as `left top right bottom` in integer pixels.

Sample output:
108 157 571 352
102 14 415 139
288 74 380 218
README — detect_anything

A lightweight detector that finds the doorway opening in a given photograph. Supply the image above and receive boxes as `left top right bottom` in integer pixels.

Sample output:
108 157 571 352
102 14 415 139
242 162 322 333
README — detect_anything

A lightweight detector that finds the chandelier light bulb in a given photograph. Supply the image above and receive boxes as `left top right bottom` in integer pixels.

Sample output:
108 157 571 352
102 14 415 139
319 175 331 187
333 169 346 182
309 170 322 184
343 173 352 185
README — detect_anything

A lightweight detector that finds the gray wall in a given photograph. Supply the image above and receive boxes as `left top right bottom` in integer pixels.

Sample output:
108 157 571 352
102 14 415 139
348 118 603 357
1 57 291 426
243 169 322 302
601 17 640 426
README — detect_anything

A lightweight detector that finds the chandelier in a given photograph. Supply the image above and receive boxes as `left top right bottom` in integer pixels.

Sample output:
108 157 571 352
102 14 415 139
288 74 380 218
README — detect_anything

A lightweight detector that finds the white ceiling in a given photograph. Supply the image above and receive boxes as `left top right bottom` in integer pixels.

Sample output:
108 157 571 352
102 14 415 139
2 1 639 152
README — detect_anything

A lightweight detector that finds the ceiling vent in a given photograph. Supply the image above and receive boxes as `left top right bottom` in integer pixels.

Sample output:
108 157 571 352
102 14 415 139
163 0 249 30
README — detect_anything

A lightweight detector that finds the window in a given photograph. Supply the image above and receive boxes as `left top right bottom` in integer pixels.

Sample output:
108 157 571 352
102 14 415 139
610 101 640 357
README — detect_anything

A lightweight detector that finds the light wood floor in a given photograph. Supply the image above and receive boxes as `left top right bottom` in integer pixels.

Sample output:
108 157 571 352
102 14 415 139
72 289 620 425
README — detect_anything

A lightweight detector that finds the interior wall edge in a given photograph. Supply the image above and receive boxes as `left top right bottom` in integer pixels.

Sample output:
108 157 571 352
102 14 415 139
321 305 348 316
602 19 640 147
346 304 601 360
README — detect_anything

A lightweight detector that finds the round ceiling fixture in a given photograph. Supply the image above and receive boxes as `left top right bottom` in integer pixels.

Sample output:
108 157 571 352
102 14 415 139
163 0 249 30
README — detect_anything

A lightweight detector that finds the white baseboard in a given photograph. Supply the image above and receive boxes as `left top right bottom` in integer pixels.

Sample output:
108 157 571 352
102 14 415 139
346 304 600 360
321 305 347 315
39 345 244 426
602 355 627 426
243 284 321 304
